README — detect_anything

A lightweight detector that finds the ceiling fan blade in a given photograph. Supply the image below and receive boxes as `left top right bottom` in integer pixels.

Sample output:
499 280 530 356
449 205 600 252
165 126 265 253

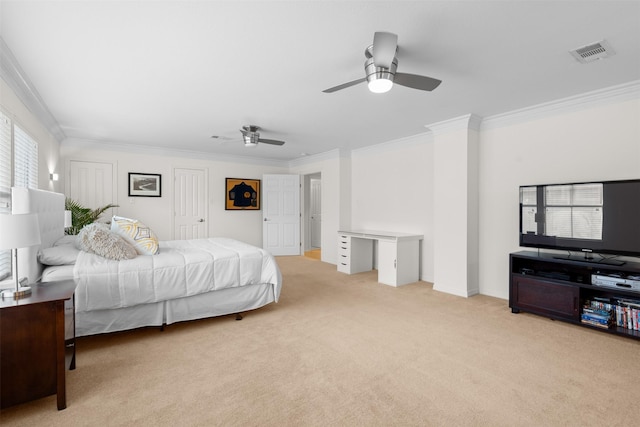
394 72 442 91
322 78 366 93
372 31 398 68
258 138 285 146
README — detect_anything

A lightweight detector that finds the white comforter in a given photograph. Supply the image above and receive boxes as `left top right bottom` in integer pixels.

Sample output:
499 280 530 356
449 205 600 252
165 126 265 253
73 237 282 312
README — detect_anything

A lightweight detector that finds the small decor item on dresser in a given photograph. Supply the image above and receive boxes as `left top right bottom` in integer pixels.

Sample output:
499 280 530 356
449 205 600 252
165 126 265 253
225 178 260 210
128 173 162 197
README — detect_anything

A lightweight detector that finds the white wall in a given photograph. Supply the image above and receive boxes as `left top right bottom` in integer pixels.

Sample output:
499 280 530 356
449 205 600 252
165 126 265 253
5 67 639 302
345 85 640 300
431 119 480 297
0 78 61 193
289 150 344 265
61 141 288 246
478 95 640 299
350 134 435 282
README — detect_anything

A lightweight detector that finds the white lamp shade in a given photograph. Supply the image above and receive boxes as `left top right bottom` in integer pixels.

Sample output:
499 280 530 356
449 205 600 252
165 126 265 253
0 213 41 250
64 210 72 228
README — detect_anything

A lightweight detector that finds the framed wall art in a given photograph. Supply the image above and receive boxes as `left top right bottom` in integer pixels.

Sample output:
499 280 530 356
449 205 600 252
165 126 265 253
225 178 260 210
128 173 162 197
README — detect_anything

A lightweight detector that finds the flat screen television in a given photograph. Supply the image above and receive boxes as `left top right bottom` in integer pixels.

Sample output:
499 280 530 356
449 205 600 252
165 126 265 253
519 179 640 263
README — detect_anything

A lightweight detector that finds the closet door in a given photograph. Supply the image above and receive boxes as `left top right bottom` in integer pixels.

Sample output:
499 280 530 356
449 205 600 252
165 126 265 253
173 167 208 239
67 160 116 210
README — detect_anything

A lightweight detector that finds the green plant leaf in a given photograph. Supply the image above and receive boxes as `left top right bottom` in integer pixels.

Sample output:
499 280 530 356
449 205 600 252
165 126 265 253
64 198 119 235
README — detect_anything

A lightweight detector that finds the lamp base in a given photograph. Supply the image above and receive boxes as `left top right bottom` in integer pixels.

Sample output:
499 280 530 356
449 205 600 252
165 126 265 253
1 286 32 299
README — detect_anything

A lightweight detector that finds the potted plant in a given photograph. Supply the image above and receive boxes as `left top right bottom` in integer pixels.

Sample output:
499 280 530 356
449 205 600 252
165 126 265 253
65 198 119 235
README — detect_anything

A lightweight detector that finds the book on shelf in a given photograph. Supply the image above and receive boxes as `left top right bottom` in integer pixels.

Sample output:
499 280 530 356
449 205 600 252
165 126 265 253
580 318 611 329
581 299 614 329
583 297 640 332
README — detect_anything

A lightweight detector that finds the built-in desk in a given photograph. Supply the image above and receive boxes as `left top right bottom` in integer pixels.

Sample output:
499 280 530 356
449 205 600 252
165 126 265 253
337 230 422 286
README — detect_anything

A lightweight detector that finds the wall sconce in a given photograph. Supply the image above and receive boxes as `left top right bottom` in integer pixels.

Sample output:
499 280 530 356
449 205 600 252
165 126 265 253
50 173 59 181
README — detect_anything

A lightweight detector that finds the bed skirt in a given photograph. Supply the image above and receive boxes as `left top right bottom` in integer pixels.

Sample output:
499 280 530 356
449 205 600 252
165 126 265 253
75 283 276 337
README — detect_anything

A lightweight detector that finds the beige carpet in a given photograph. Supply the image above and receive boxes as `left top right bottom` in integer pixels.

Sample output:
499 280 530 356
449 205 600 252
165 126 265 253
1 256 638 426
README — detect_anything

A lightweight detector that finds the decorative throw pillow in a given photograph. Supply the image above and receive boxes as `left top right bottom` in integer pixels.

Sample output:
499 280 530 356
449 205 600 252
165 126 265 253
77 223 138 260
110 216 159 255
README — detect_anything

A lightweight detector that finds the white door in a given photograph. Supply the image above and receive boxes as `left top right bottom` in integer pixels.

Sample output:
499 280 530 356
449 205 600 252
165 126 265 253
263 174 300 255
310 178 322 248
174 168 208 239
68 160 115 209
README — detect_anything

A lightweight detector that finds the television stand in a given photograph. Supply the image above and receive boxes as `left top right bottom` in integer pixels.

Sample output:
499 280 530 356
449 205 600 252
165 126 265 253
510 251 640 340
551 253 626 266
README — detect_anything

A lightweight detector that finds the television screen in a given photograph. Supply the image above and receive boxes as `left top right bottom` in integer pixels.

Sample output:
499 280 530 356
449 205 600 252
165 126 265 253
519 179 640 260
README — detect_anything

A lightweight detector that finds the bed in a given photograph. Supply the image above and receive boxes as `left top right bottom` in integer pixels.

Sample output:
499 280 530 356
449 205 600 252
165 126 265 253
12 187 282 337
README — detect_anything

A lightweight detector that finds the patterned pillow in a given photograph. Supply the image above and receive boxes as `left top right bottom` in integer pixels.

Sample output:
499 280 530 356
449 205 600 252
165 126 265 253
77 223 138 260
110 216 159 255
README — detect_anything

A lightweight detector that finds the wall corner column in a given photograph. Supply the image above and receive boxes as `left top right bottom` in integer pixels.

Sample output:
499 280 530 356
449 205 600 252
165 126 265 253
427 114 481 297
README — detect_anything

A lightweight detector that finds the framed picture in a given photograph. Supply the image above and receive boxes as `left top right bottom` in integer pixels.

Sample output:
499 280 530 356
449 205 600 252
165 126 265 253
128 173 162 197
225 178 260 210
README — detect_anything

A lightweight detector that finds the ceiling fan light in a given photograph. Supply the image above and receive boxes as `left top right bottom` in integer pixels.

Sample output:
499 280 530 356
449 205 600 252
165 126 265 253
243 134 259 147
364 55 397 94
368 77 393 93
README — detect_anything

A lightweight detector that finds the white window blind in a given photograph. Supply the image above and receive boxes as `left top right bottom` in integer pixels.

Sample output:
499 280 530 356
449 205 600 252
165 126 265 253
0 112 12 280
14 124 38 189
544 184 603 240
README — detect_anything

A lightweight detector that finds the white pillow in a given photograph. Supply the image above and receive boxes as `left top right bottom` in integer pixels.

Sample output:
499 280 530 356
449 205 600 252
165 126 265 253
38 245 81 265
53 235 78 247
77 223 138 260
110 216 159 255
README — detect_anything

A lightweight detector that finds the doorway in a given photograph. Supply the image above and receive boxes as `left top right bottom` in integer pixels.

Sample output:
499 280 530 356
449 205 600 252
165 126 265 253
303 172 322 260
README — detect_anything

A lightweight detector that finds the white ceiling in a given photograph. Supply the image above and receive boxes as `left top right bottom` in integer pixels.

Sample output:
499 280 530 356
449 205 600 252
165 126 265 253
1 1 639 162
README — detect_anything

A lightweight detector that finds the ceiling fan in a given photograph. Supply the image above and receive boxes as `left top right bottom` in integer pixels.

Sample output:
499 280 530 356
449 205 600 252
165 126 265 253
212 125 286 148
323 31 442 94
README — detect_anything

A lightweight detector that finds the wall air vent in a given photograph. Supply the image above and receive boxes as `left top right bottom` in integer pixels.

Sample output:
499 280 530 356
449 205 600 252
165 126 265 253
569 40 615 63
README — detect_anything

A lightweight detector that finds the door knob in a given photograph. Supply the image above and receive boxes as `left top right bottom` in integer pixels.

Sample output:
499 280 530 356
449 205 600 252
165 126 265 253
198 219 205 222
264 218 268 221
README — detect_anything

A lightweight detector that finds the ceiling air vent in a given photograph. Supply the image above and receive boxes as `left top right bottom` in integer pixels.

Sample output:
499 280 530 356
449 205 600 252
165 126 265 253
570 40 615 63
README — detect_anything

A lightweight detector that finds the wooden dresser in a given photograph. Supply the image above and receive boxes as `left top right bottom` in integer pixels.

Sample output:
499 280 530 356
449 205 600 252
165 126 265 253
1 279 76 410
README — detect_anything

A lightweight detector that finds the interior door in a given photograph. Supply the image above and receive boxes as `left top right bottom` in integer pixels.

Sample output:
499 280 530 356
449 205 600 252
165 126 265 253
173 168 208 239
310 178 322 248
263 174 300 255
67 160 115 209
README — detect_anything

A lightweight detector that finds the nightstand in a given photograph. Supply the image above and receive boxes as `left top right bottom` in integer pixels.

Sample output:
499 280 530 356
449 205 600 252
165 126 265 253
0 279 76 410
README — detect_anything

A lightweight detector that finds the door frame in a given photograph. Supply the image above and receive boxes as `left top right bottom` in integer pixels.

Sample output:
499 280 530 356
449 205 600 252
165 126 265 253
302 172 322 252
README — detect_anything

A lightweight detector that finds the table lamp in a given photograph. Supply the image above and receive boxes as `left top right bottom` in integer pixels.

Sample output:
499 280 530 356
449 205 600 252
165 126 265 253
0 213 41 299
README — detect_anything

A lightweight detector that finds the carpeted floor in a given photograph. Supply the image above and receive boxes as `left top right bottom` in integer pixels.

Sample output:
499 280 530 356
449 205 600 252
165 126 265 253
1 256 638 426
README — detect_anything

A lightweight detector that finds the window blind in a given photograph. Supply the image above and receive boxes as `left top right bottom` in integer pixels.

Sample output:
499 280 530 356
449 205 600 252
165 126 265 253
14 125 38 189
0 112 12 280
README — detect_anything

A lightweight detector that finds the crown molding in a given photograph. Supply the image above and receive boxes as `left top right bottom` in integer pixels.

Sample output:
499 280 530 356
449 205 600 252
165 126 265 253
481 80 640 130
351 131 433 158
288 148 342 168
62 138 290 167
0 37 65 142
425 113 482 135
